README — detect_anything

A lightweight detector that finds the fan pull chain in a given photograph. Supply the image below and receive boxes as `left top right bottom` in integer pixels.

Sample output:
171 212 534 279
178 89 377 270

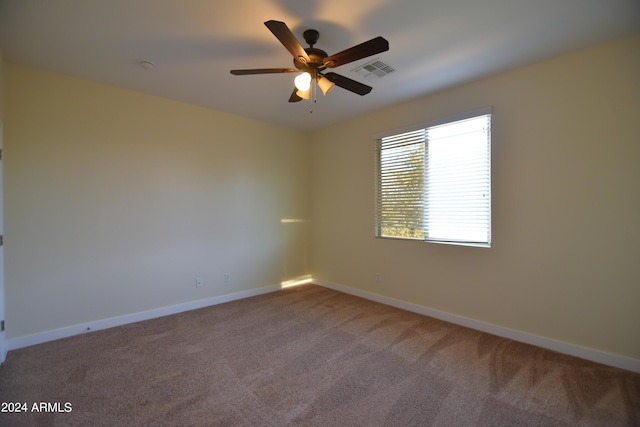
309 79 316 113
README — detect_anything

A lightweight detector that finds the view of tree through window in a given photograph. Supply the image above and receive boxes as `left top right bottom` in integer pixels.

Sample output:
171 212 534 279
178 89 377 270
375 111 491 246
376 129 426 239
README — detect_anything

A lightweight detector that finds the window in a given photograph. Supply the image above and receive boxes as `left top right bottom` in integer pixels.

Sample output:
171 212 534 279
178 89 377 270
374 108 492 246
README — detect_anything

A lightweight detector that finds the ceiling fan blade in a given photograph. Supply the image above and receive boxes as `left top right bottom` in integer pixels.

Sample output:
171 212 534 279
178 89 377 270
264 20 310 64
230 68 296 75
288 88 303 102
323 72 372 96
323 36 389 68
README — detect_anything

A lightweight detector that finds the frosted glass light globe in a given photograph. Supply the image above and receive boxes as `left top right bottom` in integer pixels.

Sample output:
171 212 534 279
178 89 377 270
294 72 312 91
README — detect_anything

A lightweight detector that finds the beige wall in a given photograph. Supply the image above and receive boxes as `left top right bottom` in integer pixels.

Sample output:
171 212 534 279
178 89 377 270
4 34 640 363
0 52 4 120
310 34 640 360
0 53 5 359
5 64 311 338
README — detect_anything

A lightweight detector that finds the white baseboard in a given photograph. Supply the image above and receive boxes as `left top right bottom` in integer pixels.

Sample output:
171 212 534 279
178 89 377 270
6 280 639 374
5 284 281 353
316 280 640 374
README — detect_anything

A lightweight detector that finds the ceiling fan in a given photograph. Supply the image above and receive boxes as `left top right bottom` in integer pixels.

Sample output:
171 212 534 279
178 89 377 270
230 20 389 103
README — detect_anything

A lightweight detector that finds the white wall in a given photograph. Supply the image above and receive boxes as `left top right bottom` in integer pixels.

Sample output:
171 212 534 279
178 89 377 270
4 64 311 339
310 34 640 362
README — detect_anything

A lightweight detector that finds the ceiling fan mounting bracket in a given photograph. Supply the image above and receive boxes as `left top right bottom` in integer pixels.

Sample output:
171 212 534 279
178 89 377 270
303 29 320 47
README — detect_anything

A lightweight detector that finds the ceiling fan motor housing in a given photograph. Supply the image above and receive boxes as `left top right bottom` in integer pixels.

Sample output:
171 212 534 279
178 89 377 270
293 29 329 75
294 47 328 72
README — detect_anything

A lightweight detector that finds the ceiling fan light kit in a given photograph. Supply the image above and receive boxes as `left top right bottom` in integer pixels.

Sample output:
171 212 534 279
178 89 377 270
230 20 389 108
317 76 334 95
296 87 311 100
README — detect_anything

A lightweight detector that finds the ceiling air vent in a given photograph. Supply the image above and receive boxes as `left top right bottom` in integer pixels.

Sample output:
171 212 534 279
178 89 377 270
352 58 395 80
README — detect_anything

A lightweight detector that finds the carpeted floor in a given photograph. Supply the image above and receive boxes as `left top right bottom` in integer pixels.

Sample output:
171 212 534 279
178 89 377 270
1 284 639 426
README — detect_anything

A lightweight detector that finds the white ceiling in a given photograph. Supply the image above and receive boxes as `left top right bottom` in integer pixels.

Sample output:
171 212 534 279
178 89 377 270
1 0 639 131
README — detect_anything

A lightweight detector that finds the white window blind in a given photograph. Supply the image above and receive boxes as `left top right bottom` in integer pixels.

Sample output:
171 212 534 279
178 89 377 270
375 110 491 246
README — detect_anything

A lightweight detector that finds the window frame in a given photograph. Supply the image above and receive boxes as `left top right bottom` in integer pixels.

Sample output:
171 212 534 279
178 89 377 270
373 107 492 248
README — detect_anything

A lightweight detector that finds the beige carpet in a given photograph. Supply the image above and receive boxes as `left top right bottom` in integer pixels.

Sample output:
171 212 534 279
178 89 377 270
0 284 638 426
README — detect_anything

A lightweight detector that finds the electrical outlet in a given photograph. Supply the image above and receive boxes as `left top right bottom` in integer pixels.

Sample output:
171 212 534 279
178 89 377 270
375 273 382 282
224 273 231 284
196 277 203 288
